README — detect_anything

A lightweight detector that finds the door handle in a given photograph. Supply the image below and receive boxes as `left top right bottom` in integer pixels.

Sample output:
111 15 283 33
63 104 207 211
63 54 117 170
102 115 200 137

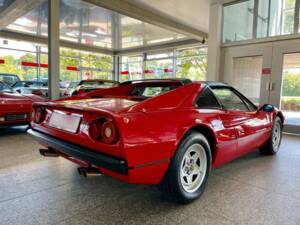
266 82 274 91
266 81 270 91
270 82 274 91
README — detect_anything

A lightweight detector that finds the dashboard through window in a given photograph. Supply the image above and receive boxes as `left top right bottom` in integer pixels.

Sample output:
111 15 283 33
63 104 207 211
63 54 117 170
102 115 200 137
211 87 249 111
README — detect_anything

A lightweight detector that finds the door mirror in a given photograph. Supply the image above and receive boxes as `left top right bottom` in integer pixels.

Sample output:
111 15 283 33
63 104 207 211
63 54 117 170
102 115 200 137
260 104 275 112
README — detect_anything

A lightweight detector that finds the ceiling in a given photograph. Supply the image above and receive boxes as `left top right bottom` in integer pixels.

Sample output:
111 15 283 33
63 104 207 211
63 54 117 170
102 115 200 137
0 0 210 52
132 0 210 33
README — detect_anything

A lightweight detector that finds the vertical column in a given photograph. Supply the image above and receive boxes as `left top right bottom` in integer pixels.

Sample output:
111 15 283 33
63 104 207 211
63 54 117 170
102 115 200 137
252 0 259 39
36 46 40 80
173 49 177 78
142 53 146 79
207 3 222 81
294 0 300 34
48 0 60 100
112 12 120 81
113 55 120 81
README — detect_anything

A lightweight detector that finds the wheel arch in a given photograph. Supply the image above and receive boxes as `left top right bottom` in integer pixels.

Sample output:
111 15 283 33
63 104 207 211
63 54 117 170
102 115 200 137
276 111 284 126
177 124 217 160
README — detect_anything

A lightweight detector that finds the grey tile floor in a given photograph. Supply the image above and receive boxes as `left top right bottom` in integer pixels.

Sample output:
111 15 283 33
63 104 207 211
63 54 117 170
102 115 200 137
0 126 300 225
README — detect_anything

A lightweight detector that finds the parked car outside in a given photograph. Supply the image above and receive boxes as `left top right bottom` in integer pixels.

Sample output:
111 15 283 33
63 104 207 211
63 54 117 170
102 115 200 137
0 73 20 86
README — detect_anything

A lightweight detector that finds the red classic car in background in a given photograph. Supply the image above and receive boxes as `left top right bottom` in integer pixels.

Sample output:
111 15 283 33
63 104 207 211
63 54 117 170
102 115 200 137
70 79 120 96
0 81 46 127
28 79 284 203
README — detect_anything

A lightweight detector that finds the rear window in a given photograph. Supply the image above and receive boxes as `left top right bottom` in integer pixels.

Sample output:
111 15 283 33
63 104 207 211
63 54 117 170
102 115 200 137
130 84 180 97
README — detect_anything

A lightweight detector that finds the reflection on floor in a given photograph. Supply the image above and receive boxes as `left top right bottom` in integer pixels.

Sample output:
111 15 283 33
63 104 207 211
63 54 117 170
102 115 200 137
0 126 300 225
284 111 300 126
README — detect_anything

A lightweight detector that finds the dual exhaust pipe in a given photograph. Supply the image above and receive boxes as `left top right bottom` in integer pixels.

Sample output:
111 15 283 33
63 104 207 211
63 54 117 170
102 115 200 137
39 148 102 178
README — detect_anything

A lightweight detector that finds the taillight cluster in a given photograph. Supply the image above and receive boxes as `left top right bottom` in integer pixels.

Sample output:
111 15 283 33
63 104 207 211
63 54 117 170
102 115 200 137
89 118 119 144
31 108 46 124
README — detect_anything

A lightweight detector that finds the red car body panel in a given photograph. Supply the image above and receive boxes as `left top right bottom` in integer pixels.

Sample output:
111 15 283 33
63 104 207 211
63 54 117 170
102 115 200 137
29 81 283 185
0 92 46 126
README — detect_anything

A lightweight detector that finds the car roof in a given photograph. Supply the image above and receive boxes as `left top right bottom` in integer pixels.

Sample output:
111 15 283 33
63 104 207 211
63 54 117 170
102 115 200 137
120 78 192 86
201 81 229 88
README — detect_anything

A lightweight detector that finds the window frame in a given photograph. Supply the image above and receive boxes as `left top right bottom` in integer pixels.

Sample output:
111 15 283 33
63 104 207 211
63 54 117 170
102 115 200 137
194 86 223 110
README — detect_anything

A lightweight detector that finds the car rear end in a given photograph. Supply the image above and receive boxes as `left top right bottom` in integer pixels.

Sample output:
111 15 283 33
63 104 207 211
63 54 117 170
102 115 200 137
0 110 31 126
28 100 168 184
0 96 33 126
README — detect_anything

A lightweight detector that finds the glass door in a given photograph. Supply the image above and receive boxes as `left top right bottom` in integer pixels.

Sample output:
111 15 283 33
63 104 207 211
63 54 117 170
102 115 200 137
280 53 300 134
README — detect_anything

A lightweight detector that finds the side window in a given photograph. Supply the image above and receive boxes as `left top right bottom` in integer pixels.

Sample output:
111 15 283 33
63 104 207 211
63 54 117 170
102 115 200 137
211 88 249 111
196 87 221 109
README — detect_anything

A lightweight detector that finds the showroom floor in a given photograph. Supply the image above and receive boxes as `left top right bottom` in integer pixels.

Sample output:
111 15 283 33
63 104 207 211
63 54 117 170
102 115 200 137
0 126 300 225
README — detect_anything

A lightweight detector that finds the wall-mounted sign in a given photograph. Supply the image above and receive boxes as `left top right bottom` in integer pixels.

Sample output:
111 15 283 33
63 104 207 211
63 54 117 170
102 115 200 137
262 68 271 75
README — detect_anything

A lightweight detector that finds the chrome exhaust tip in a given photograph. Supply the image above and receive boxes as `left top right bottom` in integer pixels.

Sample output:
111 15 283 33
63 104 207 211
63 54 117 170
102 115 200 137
77 167 102 178
39 148 59 157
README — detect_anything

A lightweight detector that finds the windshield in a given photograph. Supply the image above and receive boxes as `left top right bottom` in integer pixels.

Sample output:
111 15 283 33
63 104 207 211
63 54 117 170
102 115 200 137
0 74 20 86
0 81 13 93
80 80 116 89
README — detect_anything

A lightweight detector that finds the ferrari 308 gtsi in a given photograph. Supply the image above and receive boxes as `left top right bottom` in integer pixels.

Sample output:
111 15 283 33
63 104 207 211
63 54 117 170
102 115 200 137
28 79 284 203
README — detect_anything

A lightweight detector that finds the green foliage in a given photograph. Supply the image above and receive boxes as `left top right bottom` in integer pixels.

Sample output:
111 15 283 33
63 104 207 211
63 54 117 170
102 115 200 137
176 49 207 81
281 96 300 104
282 72 300 97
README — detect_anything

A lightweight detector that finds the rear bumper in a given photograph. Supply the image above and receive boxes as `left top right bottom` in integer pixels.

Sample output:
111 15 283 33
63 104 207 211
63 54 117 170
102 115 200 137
27 129 128 175
28 129 171 184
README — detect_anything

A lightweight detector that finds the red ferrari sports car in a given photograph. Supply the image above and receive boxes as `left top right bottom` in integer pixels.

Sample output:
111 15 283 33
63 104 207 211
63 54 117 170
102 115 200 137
0 81 46 127
28 79 284 203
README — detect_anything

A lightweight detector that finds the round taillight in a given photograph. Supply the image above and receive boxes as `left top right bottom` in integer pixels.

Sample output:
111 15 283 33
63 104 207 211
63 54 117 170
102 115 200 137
101 121 119 144
89 120 103 140
34 108 45 124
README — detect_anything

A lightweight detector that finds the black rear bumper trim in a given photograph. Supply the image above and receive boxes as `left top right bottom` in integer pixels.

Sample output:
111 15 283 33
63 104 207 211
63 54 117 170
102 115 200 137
27 129 128 174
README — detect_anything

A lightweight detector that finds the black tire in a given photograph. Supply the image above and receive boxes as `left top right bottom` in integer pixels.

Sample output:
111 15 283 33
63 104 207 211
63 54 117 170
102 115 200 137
259 117 282 155
158 131 212 204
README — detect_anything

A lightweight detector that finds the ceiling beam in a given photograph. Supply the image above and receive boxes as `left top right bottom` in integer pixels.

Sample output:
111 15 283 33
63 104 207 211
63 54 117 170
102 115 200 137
0 29 114 55
0 0 45 29
83 0 208 41
114 39 203 55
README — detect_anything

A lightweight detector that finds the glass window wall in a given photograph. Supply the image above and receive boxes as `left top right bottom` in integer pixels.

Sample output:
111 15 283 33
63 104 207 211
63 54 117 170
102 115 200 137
223 0 298 43
222 0 255 43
